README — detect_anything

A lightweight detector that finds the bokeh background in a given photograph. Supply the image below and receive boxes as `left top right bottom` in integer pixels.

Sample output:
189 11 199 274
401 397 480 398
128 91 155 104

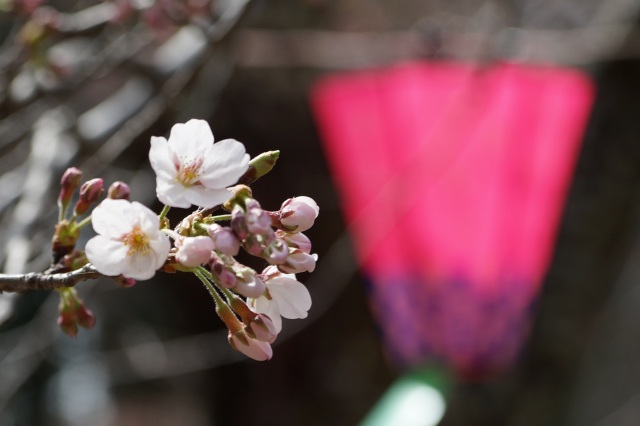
2 0 640 425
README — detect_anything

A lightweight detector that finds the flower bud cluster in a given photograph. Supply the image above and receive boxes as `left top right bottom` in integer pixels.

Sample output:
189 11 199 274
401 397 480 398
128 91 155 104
56 288 96 337
52 167 132 266
168 195 319 298
228 197 319 274
165 194 319 361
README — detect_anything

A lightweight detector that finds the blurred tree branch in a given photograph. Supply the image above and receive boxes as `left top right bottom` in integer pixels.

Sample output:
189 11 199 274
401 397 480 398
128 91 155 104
0 264 101 292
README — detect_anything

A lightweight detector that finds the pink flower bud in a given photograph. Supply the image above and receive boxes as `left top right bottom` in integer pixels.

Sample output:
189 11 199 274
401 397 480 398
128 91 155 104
228 329 273 361
279 249 318 274
57 312 78 337
247 314 278 343
175 236 214 267
245 200 272 235
265 239 289 265
211 259 237 288
58 167 83 207
74 178 104 215
277 230 312 253
108 181 131 200
280 196 319 233
242 235 264 257
75 306 96 329
114 275 136 288
57 287 96 335
234 269 266 298
230 206 249 240
209 224 240 256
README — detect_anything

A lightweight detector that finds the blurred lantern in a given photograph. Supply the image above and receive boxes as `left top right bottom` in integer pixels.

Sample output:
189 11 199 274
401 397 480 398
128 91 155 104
312 62 594 377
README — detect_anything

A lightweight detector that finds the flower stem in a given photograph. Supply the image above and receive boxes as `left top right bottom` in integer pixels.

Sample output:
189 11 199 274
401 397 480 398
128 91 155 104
73 215 92 231
219 285 240 304
158 205 171 222
196 266 214 281
203 214 232 224
193 268 242 332
193 268 223 308
58 203 66 222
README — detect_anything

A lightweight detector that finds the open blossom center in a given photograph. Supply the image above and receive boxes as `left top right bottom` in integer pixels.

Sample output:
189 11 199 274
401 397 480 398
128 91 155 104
122 226 151 255
177 157 203 187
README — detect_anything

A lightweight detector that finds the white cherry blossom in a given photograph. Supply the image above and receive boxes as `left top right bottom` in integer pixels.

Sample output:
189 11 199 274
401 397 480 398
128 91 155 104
149 119 250 208
248 266 311 333
86 199 171 280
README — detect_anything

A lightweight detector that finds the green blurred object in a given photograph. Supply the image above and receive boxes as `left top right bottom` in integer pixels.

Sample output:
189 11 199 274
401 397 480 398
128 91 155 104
360 366 451 426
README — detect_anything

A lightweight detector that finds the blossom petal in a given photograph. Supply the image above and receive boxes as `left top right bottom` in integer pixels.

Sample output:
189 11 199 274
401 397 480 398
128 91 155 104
199 139 250 188
156 178 192 208
85 236 128 276
183 186 232 209
251 296 283 333
91 199 134 238
266 276 311 320
148 235 171 268
149 136 178 181
119 253 155 280
130 201 161 235
167 119 213 156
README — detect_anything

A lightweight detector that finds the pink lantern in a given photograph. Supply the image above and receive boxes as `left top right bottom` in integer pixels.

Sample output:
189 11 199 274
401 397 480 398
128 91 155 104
311 62 594 376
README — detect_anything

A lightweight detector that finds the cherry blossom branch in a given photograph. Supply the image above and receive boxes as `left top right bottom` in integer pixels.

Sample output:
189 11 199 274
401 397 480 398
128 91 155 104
0 265 102 293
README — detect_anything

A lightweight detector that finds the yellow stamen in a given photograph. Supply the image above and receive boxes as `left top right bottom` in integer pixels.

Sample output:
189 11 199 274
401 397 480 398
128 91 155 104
123 226 151 256
177 158 204 186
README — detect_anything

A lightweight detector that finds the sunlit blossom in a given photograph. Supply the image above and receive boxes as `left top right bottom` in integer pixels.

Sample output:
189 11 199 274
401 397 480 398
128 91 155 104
149 119 250 208
85 199 171 280
248 266 311 333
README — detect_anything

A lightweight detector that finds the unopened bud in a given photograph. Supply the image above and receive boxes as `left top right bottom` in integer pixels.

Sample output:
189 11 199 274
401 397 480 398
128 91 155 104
175 236 214 267
114 275 136 288
242 235 264 257
107 181 130 200
279 249 318 274
265 239 289 265
209 224 240 256
239 150 280 185
230 205 249 241
56 287 96 336
58 167 83 209
228 329 273 361
57 312 78 337
211 256 237 288
245 200 272 235
74 178 104 215
247 314 278 343
234 269 266 298
75 306 96 329
279 196 319 233
277 230 312 253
